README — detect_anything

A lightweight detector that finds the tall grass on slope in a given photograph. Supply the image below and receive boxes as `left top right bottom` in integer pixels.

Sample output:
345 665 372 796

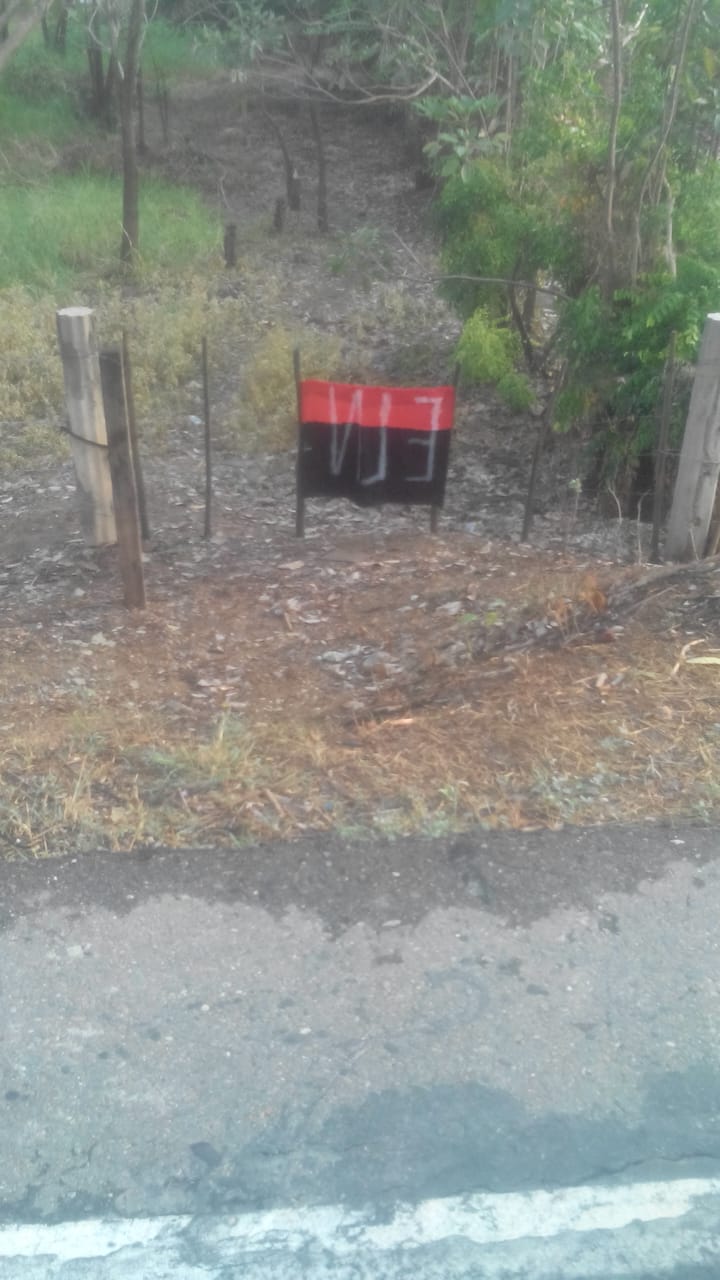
0 17 214 145
1 16 214 99
0 31 85 143
142 18 219 80
0 87 80 144
0 174 220 291
0 173 222 464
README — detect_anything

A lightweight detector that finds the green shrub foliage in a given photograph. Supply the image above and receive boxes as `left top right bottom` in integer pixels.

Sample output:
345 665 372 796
417 0 720 493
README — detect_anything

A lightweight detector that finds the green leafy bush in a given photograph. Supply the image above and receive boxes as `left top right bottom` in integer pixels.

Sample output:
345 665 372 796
435 160 581 320
497 370 534 412
551 255 720 488
420 1 720 495
454 308 532 409
455 307 519 382
229 325 342 451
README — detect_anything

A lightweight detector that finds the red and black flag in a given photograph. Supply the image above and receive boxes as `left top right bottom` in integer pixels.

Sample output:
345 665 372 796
298 380 455 507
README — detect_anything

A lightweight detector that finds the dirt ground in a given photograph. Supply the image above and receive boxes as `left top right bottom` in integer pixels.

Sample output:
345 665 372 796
1 80 720 856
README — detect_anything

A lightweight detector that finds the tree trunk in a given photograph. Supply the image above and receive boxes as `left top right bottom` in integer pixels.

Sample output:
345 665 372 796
87 41 117 126
87 42 105 117
119 0 146 264
54 2 67 52
262 110 301 211
603 0 622 299
136 64 147 156
629 0 697 284
120 93 139 261
308 100 328 233
104 52 118 120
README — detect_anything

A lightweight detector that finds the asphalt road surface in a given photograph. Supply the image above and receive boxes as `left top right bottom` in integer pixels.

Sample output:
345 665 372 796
1 822 720 1276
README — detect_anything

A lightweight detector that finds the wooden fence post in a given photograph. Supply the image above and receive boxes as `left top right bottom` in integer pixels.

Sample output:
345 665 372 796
122 328 151 542
649 333 676 563
99 348 146 610
56 306 116 546
666 313 720 561
223 222 237 267
202 336 212 539
294 347 305 537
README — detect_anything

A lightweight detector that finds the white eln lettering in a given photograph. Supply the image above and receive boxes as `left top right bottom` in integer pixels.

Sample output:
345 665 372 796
360 392 391 485
329 387 364 476
330 423 354 475
406 395 443 482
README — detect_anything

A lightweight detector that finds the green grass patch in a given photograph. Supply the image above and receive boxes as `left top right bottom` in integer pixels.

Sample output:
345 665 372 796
142 18 218 81
0 87 81 143
0 26 87 142
1 17 213 95
0 286 65 429
0 24 84 142
0 173 220 291
0 28 86 97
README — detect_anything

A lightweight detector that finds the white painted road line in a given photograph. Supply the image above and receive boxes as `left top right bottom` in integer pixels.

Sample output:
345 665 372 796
1 1177 720 1277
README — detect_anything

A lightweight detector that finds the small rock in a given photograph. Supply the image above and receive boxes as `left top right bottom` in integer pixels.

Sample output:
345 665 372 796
319 646 363 663
362 651 393 677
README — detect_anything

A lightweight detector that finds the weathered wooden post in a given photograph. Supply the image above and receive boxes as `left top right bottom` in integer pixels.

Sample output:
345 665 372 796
99 348 146 610
122 328 150 541
223 222 237 267
649 333 676 563
293 347 305 537
202 336 212 539
56 306 116 546
666 314 720 561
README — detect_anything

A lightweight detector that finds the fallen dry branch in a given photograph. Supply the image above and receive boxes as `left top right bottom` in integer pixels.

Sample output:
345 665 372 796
607 555 720 613
463 556 720 670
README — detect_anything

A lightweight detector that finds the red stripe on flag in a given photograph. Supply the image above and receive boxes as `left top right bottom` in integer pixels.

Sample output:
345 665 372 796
300 380 455 431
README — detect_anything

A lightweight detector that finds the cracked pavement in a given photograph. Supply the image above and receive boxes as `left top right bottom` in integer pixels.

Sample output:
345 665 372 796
1 823 720 1236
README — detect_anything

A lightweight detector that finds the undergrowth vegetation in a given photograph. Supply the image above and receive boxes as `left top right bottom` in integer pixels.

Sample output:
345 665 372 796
0 17 213 118
0 19 209 145
408 0 720 501
0 10 350 468
0 273 340 464
0 176 220 291
0 35 318 461
0 13 227 464
231 326 342 451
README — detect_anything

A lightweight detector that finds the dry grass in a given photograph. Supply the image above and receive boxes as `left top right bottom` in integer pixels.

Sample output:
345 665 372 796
0 535 718 857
